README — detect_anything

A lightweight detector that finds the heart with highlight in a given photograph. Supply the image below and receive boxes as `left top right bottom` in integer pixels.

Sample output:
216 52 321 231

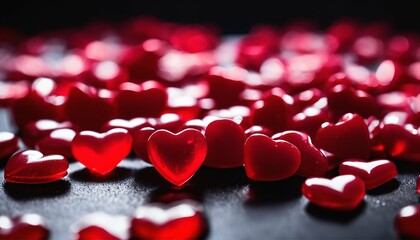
71 128 132 175
147 128 207 186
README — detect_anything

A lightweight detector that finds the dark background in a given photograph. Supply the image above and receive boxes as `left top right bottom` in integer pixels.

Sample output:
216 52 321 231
1 0 420 36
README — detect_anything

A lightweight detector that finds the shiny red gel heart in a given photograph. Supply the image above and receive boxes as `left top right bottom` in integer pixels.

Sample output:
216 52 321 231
102 117 152 135
244 134 301 181
131 200 207 239
339 159 397 189
22 119 73 148
0 132 19 160
115 81 167 119
371 123 420 162
64 83 116 131
147 129 207 186
132 127 155 164
302 175 365 211
71 212 129 240
35 128 76 159
395 204 420 239
316 113 370 160
203 119 246 168
272 130 328 177
5 150 69 184
71 128 132 175
0 214 49 240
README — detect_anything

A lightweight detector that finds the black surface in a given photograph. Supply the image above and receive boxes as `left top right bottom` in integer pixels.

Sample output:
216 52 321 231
1 110 420 239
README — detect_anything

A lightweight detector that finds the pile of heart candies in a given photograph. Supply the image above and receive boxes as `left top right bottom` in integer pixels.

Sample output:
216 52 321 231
1 17 420 239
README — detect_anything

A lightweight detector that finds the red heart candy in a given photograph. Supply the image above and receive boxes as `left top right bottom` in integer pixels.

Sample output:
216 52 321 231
250 88 293 132
64 83 116 131
131 200 207 239
71 212 129 240
395 204 420 239
272 130 328 177
244 134 301 181
290 107 330 140
72 128 132 175
5 150 69 184
302 175 365 211
35 128 76 159
203 119 246 168
147 129 207 186
132 127 156 163
0 214 49 240
0 132 19 160
371 123 420 162
316 113 370 160
115 81 167 119
22 119 73 148
327 84 378 119
339 159 397 189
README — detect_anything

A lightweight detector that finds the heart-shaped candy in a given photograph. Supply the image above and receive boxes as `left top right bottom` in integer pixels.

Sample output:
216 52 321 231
316 113 370 160
35 128 76 159
302 174 365 211
203 119 246 168
395 204 420 239
244 134 301 181
339 159 397 189
147 129 207 186
5 150 69 184
71 212 129 240
71 128 132 175
0 214 49 240
131 200 207 239
272 130 328 177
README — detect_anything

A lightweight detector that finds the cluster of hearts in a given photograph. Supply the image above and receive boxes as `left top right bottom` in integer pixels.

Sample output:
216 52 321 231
1 17 420 238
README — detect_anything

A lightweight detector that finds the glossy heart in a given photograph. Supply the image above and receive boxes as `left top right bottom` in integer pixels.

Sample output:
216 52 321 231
371 123 420 162
203 119 246 168
35 128 76 159
115 81 167 119
326 84 378 119
22 119 73 148
64 83 116 131
272 130 328 177
339 159 397 189
395 204 420 239
316 113 370 160
302 175 365 211
244 134 301 181
0 132 19 160
131 200 207 239
250 89 293 132
71 212 129 240
132 127 156 163
72 128 132 175
147 128 207 186
5 150 69 184
0 214 49 240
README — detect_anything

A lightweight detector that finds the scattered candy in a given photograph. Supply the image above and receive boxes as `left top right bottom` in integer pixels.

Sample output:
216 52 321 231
0 214 49 240
244 134 300 181
339 159 397 189
395 204 420 239
5 150 69 184
71 128 132 175
71 212 130 240
302 175 366 211
147 129 207 186
131 200 207 239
